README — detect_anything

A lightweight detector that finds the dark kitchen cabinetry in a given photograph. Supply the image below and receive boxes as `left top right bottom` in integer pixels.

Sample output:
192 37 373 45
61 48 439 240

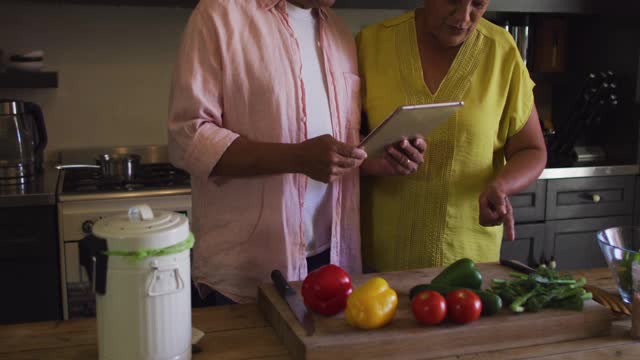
500 222 545 266
546 177 636 220
509 180 547 223
23 0 640 14
503 174 636 270
0 206 62 324
545 216 632 271
635 176 640 226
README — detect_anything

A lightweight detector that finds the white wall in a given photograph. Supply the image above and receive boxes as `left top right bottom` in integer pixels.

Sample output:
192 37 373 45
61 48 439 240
0 1 403 160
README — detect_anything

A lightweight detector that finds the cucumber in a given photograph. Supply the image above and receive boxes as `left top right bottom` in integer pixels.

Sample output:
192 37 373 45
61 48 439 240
409 283 502 316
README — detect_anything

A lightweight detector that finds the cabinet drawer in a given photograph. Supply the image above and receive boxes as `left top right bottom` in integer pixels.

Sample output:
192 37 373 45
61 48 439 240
510 180 546 223
546 216 632 271
546 176 635 220
501 223 545 267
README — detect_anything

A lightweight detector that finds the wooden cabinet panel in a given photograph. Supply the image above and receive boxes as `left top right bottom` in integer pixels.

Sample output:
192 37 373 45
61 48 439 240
510 180 546 223
546 176 635 220
501 223 545 267
635 176 640 226
546 216 632 271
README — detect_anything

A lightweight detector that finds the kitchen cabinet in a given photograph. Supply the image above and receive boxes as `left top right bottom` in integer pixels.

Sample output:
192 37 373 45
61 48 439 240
504 174 637 270
635 176 640 226
335 0 596 12
546 216 632 270
24 0 640 14
334 0 640 14
0 206 62 324
26 0 197 7
500 222 545 266
510 180 546 223
546 176 636 220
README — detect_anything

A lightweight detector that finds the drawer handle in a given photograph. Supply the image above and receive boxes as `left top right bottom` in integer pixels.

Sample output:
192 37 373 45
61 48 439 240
590 193 601 203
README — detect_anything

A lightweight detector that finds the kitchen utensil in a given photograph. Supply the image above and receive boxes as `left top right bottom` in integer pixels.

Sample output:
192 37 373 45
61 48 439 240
500 259 631 315
504 15 531 66
270 270 315 336
56 153 141 182
80 204 193 360
258 263 611 360
0 99 47 185
548 73 598 154
597 226 640 304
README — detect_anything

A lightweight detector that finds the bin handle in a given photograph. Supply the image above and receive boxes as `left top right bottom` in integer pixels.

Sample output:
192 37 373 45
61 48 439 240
147 262 184 297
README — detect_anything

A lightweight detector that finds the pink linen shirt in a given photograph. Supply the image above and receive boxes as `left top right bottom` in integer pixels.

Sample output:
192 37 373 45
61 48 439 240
168 0 362 303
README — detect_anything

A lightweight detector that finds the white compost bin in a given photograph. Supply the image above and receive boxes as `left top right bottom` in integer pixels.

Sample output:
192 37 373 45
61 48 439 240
91 204 193 360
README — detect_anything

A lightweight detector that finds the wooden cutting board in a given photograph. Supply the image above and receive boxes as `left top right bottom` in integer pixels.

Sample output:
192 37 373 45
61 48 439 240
257 263 613 360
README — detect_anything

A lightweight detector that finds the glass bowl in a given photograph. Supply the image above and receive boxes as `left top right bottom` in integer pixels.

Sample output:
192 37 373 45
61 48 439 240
597 226 640 304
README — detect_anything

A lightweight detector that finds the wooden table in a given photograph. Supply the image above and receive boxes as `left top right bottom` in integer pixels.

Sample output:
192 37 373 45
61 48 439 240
1 268 639 360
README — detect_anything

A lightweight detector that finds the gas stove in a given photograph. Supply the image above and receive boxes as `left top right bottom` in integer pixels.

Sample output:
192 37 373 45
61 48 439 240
57 145 191 202
59 163 190 200
56 145 192 320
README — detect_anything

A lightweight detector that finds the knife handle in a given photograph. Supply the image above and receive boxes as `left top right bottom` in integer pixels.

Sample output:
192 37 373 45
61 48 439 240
500 259 536 275
271 270 296 297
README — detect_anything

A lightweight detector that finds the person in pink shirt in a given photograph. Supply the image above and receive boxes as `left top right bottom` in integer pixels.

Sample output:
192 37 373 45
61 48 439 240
168 0 425 305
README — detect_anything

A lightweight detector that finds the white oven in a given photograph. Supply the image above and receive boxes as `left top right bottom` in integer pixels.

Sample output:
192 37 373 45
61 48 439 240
58 194 191 320
55 145 193 320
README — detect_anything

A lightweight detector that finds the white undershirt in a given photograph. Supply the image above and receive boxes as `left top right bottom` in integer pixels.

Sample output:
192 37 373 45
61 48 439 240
286 2 333 257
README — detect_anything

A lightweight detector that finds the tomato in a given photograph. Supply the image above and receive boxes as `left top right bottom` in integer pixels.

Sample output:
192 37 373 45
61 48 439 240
446 289 482 324
411 290 447 325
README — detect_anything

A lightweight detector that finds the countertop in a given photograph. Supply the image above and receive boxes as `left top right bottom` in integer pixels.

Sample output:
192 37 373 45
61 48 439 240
0 163 58 207
0 267 638 360
538 164 640 180
0 164 638 208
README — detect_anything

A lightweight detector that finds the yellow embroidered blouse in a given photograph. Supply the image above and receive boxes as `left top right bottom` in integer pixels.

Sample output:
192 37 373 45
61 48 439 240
357 12 534 271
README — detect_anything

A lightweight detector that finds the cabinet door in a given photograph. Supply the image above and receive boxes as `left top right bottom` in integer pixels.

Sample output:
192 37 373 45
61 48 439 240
510 180 547 223
501 223 545 267
635 176 640 226
546 216 632 271
546 176 635 220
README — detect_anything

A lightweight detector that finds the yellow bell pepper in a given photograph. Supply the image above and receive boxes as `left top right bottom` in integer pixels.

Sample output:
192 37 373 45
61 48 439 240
345 277 398 330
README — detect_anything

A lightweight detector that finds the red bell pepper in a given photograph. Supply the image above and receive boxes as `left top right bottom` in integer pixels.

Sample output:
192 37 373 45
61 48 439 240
301 264 353 316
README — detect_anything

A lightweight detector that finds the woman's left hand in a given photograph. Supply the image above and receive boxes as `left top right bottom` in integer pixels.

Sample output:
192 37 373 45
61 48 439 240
361 137 427 176
478 182 515 241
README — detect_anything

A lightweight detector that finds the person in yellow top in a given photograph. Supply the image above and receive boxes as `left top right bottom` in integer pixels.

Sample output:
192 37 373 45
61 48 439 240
357 0 547 271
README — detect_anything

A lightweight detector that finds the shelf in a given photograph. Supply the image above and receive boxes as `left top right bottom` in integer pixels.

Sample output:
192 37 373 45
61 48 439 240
0 71 58 89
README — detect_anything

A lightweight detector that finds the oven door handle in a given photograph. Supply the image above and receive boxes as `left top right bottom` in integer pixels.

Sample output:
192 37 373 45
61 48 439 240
147 261 185 297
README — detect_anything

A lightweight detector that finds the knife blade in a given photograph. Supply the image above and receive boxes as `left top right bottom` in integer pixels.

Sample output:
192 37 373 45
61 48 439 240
499 259 536 274
271 270 315 336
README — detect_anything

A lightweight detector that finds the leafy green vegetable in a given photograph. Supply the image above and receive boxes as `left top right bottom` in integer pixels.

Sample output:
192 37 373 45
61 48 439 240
491 266 591 313
616 252 640 296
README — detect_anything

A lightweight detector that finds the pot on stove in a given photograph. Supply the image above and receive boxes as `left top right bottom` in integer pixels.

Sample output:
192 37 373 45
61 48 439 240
57 153 141 182
79 204 194 360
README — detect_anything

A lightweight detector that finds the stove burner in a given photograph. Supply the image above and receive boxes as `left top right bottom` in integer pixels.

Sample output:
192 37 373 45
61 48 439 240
62 163 190 194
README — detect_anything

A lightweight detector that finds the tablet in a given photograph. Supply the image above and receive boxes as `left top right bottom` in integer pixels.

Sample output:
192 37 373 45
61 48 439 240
359 101 464 158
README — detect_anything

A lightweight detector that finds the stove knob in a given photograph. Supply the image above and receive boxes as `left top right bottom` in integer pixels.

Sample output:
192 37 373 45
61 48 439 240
82 220 94 234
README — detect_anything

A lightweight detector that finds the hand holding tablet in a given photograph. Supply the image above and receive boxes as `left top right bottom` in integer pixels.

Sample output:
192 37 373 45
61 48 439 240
359 102 464 158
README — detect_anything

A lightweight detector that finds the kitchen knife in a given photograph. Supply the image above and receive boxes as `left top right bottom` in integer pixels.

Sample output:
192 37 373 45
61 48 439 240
271 270 315 336
550 73 599 153
499 259 536 274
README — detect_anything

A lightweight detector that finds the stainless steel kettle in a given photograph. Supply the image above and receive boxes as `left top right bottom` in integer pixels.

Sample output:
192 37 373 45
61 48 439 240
0 99 47 184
